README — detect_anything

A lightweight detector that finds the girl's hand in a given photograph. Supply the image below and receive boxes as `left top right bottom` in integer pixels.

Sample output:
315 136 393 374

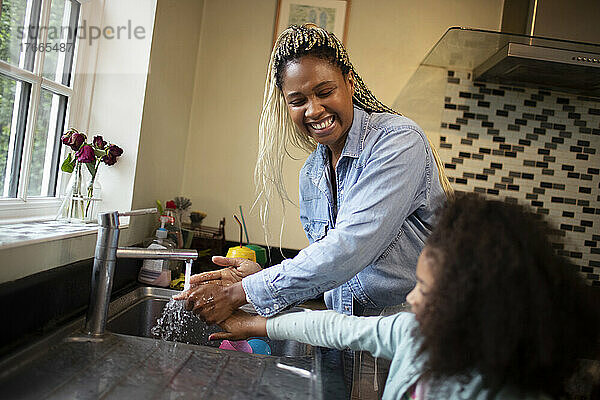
210 310 268 341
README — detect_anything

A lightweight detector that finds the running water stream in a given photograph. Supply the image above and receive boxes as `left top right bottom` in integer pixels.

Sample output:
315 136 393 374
183 259 192 291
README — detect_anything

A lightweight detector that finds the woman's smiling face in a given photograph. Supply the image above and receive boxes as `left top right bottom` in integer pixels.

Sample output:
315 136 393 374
281 56 355 156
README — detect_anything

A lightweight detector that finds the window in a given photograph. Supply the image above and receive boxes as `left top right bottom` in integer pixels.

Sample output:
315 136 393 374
0 0 80 216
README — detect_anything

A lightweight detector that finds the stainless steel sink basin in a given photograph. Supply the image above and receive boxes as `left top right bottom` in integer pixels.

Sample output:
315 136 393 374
105 287 313 358
0 286 335 399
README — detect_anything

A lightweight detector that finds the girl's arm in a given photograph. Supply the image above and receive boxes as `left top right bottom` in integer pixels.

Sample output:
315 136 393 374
209 310 267 341
213 309 417 361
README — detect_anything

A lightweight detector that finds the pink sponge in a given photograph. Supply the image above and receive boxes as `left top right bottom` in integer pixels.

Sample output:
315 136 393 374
218 340 253 353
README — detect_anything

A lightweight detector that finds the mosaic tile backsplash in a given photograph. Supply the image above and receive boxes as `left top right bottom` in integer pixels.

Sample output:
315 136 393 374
439 71 600 286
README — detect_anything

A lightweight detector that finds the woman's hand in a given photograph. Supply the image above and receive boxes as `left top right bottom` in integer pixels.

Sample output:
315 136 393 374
172 256 260 299
209 310 268 341
173 257 261 298
182 281 247 324
196 256 262 286
211 255 262 278
171 256 261 324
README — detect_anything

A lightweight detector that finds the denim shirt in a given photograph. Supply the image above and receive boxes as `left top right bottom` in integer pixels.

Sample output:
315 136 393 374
267 311 549 400
243 107 445 317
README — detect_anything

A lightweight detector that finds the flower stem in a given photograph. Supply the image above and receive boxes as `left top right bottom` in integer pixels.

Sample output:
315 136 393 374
78 164 84 219
84 160 100 219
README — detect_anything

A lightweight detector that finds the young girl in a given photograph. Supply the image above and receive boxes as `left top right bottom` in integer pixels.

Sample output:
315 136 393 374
209 194 600 399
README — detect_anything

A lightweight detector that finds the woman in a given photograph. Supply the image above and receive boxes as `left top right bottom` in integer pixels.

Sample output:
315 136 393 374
176 23 452 396
211 194 600 400
179 22 451 320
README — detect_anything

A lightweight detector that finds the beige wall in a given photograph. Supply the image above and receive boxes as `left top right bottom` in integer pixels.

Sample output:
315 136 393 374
182 0 503 250
131 0 205 238
347 0 502 106
182 0 282 249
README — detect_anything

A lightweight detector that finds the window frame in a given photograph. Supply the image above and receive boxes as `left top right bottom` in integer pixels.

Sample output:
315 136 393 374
0 0 82 223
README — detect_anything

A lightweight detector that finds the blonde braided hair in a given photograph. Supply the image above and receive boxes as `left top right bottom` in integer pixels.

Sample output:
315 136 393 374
255 24 453 232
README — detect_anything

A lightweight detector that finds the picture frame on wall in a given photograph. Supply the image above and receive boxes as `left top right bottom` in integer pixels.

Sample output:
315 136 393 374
274 0 351 44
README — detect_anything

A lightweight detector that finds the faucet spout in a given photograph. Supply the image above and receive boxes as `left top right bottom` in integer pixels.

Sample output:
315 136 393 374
117 247 198 261
84 208 197 337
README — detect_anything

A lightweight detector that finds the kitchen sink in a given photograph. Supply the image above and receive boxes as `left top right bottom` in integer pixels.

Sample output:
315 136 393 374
0 286 339 399
105 286 313 358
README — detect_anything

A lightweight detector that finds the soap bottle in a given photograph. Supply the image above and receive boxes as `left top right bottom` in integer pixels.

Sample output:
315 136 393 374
163 208 184 277
138 217 175 287
164 207 184 248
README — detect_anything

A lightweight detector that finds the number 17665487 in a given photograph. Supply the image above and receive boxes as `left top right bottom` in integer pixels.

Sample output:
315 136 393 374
20 42 74 53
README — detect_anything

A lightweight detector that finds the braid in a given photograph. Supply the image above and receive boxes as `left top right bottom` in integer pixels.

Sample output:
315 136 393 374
255 24 453 236
272 25 393 115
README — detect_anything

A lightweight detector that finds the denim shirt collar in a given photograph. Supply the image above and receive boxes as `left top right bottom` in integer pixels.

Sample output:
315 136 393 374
308 106 369 182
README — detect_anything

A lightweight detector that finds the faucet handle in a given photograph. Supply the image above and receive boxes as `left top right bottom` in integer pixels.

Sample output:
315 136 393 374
118 208 158 217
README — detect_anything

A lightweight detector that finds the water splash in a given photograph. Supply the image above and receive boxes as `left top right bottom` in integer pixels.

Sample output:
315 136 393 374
151 299 222 346
151 299 201 343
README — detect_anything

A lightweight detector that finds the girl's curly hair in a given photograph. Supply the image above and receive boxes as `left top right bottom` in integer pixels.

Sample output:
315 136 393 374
419 193 600 397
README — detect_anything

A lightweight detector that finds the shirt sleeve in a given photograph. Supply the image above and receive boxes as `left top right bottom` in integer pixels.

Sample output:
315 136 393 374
243 124 430 316
266 310 416 360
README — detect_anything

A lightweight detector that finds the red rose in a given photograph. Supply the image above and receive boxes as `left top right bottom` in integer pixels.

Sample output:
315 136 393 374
165 200 176 209
75 144 95 163
61 129 77 145
107 144 123 157
68 132 86 151
101 154 117 166
93 135 107 149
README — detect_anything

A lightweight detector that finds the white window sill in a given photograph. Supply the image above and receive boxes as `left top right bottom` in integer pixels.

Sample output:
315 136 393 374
0 219 138 284
0 220 132 250
0 220 99 250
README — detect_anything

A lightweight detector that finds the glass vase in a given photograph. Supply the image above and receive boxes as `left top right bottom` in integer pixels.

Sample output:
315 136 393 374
56 162 102 224
83 168 102 223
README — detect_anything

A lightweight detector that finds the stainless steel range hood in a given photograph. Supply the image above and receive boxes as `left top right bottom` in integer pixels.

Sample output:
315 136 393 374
473 0 600 96
473 41 600 96
416 27 600 97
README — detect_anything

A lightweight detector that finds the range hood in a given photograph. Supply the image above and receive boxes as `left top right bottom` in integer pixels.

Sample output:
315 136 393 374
473 0 600 95
473 38 600 96
418 27 600 97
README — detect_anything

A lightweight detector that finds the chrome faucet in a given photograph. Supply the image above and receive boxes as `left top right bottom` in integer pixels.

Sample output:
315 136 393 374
85 208 197 337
